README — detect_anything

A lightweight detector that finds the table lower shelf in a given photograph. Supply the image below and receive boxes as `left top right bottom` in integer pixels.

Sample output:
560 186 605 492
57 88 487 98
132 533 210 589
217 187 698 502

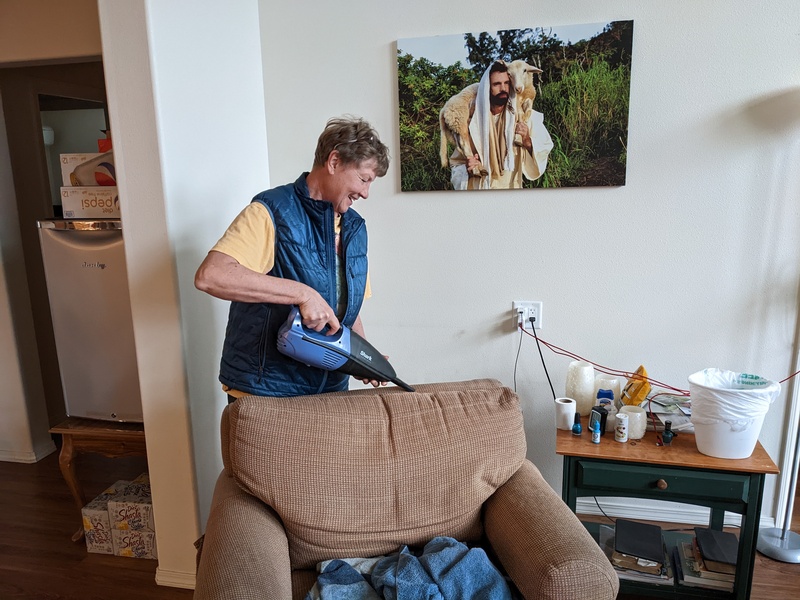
581 520 738 599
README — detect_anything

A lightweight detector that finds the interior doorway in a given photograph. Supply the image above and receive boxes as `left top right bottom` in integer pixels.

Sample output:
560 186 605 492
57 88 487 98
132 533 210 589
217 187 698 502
0 61 108 427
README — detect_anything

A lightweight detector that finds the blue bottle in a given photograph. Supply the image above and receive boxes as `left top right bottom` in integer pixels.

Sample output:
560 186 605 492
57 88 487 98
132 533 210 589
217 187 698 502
572 412 582 436
591 420 601 444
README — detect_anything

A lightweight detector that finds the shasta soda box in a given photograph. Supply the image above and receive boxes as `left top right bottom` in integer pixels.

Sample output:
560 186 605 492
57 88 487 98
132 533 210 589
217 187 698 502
108 479 155 532
85 527 115 555
60 186 120 218
111 528 158 559
81 480 130 554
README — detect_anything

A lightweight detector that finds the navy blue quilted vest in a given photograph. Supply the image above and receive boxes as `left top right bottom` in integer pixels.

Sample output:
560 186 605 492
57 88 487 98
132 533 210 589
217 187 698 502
219 174 368 397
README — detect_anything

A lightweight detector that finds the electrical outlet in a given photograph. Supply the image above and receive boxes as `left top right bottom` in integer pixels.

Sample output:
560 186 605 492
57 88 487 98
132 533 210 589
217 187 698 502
512 301 543 330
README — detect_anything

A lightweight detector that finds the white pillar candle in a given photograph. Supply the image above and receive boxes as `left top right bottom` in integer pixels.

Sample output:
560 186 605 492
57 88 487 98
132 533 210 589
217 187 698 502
565 361 596 416
619 405 648 440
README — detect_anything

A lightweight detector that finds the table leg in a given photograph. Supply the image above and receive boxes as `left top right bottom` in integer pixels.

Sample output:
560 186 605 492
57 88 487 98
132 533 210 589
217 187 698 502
709 507 725 530
57 434 87 542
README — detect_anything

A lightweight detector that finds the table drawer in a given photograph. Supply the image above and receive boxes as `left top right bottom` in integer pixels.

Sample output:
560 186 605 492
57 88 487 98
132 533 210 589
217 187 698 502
577 460 750 503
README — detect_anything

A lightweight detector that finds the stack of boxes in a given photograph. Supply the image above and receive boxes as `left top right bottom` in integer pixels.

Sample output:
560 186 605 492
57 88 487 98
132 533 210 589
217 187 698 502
59 149 120 218
81 472 157 559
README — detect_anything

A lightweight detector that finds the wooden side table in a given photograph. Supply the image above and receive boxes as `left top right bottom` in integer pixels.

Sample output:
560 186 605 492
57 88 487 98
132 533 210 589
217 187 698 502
556 419 778 600
49 417 147 542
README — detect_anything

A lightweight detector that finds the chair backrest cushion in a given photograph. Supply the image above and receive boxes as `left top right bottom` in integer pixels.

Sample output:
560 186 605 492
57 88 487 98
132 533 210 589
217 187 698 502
222 379 526 569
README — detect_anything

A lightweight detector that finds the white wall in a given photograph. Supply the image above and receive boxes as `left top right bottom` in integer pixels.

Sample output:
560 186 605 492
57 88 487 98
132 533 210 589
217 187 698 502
0 94 55 463
97 0 268 587
0 0 101 66
0 1 100 465
257 0 800 524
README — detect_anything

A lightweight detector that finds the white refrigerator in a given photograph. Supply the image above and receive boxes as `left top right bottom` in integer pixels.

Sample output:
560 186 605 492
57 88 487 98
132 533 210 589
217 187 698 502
37 219 143 422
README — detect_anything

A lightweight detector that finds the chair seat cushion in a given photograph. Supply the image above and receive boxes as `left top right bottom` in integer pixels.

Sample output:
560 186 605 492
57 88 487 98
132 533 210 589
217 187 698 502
224 379 526 569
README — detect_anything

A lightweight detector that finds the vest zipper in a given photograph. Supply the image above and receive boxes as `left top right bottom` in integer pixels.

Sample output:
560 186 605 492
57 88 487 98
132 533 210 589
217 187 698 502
257 305 271 380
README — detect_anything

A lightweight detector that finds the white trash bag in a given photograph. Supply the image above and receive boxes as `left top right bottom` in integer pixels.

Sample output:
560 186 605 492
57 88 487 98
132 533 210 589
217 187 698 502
688 368 780 459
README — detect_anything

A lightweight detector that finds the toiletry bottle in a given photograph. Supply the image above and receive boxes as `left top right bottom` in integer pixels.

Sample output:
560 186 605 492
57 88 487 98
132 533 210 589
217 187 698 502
615 412 628 443
662 420 674 446
591 420 601 444
572 412 582 436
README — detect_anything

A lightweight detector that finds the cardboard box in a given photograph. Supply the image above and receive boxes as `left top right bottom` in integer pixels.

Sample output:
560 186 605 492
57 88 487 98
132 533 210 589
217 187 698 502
131 472 149 486
85 527 115 555
81 480 130 554
108 479 154 532
111 528 158 559
60 152 115 186
60 186 120 218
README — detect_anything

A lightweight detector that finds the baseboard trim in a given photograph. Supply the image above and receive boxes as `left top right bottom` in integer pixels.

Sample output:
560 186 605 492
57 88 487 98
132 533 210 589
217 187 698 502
576 497 776 529
155 566 195 590
0 440 57 464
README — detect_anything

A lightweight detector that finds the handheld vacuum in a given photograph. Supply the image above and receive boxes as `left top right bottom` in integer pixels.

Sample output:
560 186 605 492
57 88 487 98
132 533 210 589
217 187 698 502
277 306 415 392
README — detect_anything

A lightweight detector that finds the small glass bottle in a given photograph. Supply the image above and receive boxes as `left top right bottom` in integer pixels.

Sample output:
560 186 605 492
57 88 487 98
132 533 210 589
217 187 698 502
662 420 674 446
572 412 582 436
591 420 601 444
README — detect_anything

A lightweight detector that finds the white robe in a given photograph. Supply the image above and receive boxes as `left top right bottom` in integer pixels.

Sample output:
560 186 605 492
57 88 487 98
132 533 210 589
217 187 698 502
450 62 554 190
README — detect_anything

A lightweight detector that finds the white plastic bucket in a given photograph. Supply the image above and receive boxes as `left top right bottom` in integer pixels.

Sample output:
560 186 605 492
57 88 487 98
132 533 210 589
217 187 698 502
688 368 780 459
692 415 767 459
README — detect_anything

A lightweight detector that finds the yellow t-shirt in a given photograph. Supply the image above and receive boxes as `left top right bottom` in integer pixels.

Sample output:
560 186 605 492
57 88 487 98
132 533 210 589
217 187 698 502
210 202 372 293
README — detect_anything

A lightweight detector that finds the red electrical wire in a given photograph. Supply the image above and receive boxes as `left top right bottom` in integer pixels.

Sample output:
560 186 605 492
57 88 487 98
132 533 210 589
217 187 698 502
518 324 690 395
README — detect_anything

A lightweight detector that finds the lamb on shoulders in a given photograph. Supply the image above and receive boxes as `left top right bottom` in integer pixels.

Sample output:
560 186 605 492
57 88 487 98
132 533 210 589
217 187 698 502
505 59 542 147
438 82 483 175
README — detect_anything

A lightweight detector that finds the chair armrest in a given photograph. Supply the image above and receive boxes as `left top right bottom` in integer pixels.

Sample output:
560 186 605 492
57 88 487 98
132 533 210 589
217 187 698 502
484 460 619 600
194 470 293 600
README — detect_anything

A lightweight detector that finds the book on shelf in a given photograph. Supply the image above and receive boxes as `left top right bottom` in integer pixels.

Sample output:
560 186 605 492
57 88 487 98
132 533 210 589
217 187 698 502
694 527 738 575
611 550 662 575
692 537 737 579
599 523 673 586
615 519 664 564
673 542 734 592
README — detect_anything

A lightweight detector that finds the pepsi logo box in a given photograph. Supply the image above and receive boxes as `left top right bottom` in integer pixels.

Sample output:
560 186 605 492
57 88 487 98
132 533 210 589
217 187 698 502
60 186 120 218
60 152 116 186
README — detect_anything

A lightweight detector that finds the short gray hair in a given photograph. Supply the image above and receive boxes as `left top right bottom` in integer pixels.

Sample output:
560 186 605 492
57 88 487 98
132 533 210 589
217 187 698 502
313 115 390 177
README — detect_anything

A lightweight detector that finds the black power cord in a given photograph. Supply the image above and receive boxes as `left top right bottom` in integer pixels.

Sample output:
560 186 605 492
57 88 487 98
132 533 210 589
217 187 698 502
529 316 556 400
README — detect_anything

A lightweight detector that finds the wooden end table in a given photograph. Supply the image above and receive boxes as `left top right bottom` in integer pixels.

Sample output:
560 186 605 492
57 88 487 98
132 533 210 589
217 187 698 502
49 417 146 542
556 418 778 599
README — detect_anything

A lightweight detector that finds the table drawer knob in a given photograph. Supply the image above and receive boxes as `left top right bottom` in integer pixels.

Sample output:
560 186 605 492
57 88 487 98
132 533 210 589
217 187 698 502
656 479 668 490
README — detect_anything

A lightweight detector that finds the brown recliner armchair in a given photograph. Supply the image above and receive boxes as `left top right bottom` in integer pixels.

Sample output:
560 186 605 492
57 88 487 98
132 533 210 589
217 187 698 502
194 379 618 599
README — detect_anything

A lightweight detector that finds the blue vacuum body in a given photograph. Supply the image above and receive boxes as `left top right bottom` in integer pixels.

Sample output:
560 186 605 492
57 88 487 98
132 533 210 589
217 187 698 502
277 306 414 392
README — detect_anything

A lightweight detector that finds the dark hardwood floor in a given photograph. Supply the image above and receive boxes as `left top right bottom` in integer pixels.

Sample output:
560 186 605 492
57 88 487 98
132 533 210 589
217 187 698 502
1 441 799 599
0 445 193 600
